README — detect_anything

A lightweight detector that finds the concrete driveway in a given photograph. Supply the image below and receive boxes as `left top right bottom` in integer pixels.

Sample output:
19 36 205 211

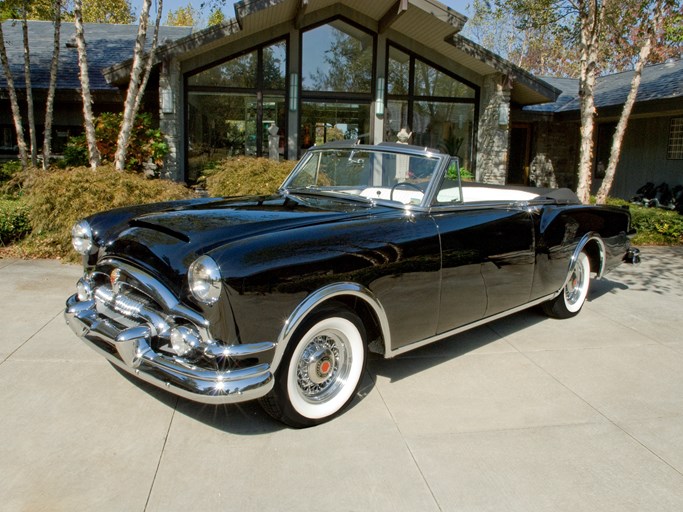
1 247 683 511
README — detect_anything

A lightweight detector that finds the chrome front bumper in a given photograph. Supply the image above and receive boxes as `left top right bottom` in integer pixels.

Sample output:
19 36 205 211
65 294 275 404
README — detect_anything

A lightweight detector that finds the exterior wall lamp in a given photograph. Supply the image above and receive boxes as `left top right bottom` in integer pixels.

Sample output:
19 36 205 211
375 77 385 117
289 73 299 112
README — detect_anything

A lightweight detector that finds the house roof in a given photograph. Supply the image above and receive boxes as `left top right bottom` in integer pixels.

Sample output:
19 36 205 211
103 0 559 106
0 20 191 91
526 58 683 114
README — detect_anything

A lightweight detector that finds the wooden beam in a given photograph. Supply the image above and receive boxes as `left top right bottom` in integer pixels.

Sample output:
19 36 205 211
378 0 408 34
294 0 309 29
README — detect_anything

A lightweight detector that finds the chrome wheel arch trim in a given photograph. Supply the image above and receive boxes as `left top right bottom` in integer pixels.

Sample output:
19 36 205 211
273 282 391 370
568 232 606 282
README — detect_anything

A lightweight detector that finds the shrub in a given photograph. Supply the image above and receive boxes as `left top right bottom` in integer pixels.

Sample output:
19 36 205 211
629 205 683 245
61 112 169 174
7 165 192 261
204 157 297 197
0 199 31 244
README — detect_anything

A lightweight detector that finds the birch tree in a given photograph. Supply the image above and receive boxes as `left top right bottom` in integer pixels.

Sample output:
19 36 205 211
595 0 680 203
114 0 163 172
0 12 28 168
73 0 100 168
42 0 61 170
21 1 37 166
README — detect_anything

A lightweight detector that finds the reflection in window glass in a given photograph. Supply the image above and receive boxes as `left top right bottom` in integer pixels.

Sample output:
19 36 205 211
414 59 474 98
261 96 286 158
263 41 287 90
385 100 409 142
413 102 474 171
388 46 410 95
302 21 373 93
300 102 370 154
188 52 257 88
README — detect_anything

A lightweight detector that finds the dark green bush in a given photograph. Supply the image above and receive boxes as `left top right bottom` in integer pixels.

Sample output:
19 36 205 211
204 157 297 197
0 199 31 244
0 160 22 184
6 165 192 261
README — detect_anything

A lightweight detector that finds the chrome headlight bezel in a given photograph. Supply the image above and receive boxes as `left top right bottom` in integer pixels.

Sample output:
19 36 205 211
188 255 222 305
71 220 96 255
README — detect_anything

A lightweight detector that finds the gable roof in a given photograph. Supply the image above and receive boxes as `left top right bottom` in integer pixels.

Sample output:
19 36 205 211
526 58 683 114
0 20 191 91
103 0 559 106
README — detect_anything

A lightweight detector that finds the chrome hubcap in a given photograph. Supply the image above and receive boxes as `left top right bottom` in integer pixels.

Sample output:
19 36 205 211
296 331 350 403
565 261 585 306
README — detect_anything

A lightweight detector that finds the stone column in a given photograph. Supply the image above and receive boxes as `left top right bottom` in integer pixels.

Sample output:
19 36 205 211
477 73 511 184
159 58 183 181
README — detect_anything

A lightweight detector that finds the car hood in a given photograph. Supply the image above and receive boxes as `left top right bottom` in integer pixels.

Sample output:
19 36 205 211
93 194 381 288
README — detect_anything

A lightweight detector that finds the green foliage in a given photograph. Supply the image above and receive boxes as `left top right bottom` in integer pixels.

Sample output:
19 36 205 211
0 199 30 244
605 198 683 245
0 160 22 185
203 157 297 197
62 113 169 174
165 5 199 26
4 165 192 261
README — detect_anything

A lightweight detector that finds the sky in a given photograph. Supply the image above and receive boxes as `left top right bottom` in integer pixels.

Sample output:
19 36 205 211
158 0 473 26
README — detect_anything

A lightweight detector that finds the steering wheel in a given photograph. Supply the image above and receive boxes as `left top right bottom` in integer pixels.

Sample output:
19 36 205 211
390 182 423 202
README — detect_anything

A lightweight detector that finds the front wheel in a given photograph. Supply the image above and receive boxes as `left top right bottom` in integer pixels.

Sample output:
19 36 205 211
542 251 591 319
260 305 367 428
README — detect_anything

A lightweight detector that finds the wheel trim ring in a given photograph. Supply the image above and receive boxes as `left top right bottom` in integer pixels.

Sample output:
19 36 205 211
564 254 589 310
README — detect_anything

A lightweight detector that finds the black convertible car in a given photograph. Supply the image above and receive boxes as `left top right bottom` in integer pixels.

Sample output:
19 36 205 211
65 142 638 427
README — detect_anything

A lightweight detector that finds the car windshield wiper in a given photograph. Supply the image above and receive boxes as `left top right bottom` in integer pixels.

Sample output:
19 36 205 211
282 187 374 206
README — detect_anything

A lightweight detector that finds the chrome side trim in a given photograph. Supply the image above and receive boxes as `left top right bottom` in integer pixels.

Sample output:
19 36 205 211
386 293 556 358
273 282 392 369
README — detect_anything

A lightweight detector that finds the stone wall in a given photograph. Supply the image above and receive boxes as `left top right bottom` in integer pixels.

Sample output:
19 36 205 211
477 74 510 184
529 117 579 190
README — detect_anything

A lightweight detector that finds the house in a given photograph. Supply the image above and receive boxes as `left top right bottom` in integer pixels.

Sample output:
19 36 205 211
2 1 562 183
517 58 683 199
0 20 191 156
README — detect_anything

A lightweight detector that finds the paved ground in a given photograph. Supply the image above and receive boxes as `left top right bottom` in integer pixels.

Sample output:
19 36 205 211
1 247 683 511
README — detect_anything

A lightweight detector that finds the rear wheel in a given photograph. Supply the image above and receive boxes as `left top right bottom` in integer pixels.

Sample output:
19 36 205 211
542 251 591 319
260 305 367 428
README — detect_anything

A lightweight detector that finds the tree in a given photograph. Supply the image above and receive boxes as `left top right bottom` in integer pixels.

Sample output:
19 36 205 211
114 0 164 172
166 4 198 26
42 0 62 170
73 0 100 169
20 1 37 166
483 0 682 203
207 7 224 26
0 5 28 168
595 0 679 203
78 0 134 24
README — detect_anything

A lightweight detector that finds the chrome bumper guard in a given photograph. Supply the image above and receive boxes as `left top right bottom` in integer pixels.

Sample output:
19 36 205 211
65 294 275 404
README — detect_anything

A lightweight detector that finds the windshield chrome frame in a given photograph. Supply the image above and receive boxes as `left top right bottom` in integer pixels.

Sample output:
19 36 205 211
279 144 452 210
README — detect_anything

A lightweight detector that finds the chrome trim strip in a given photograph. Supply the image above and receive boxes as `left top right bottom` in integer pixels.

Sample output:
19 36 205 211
273 282 391 370
570 233 606 280
386 293 556 358
65 294 274 404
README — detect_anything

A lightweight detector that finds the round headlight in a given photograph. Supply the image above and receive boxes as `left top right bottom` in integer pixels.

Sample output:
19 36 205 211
71 220 95 255
188 255 222 304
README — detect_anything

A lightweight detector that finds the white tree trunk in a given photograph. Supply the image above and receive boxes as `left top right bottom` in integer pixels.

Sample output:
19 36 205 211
114 0 153 172
0 21 28 168
42 0 62 170
575 0 607 204
596 2 665 204
133 0 163 116
73 0 100 169
21 12 37 167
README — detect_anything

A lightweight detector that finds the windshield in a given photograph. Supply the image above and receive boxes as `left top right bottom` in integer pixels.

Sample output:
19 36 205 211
282 147 444 207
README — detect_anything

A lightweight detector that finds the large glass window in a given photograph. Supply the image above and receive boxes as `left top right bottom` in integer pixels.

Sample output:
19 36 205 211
302 20 373 93
386 43 477 173
186 40 287 181
300 102 370 151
